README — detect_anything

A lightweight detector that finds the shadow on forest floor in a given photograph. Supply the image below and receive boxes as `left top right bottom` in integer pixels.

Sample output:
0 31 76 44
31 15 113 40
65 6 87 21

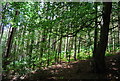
3 52 120 81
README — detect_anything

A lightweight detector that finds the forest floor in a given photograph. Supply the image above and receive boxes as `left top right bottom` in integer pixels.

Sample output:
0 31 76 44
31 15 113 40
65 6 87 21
4 52 120 81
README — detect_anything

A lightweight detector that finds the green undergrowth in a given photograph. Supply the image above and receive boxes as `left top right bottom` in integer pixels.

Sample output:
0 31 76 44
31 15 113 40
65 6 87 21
4 48 119 76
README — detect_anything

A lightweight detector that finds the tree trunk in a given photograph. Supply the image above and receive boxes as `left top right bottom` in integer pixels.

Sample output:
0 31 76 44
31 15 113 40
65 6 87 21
93 2 98 57
47 33 51 66
29 30 34 68
94 2 112 73
3 27 16 70
58 37 62 63
40 29 46 57
5 28 16 58
118 2 120 46
66 36 69 59
78 36 81 54
74 36 77 61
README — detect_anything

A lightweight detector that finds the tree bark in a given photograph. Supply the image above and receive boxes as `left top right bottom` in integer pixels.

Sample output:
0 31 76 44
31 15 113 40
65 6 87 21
78 36 81 54
5 27 16 58
40 29 46 57
94 2 112 73
118 2 120 45
74 36 77 61
93 2 98 57
58 37 62 63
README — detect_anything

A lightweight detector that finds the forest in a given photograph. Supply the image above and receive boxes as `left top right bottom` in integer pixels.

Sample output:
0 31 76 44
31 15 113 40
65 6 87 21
0 1 120 81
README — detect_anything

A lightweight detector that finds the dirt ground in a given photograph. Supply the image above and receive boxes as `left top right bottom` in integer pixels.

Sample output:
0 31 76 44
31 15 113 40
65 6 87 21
3 52 120 81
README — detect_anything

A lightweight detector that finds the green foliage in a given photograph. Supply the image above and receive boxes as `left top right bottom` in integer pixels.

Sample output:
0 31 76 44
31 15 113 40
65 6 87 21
2 2 119 77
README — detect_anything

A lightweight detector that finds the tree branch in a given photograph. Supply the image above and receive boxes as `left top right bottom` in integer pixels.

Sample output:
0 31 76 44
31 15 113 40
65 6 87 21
51 16 100 47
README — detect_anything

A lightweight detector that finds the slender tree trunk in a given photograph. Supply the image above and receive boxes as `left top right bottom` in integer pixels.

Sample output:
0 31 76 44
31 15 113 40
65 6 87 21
58 37 62 63
40 29 46 57
112 25 115 51
29 30 34 68
93 2 98 57
5 10 19 58
0 24 4 44
78 36 81 54
29 32 34 54
0 6 2 43
74 36 77 61
110 30 113 52
118 2 120 46
47 33 51 66
94 2 112 73
5 27 16 58
55 36 58 63
53 38 56 51
3 27 16 70
87 30 91 58
40 29 46 65
68 37 71 62
66 37 69 59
